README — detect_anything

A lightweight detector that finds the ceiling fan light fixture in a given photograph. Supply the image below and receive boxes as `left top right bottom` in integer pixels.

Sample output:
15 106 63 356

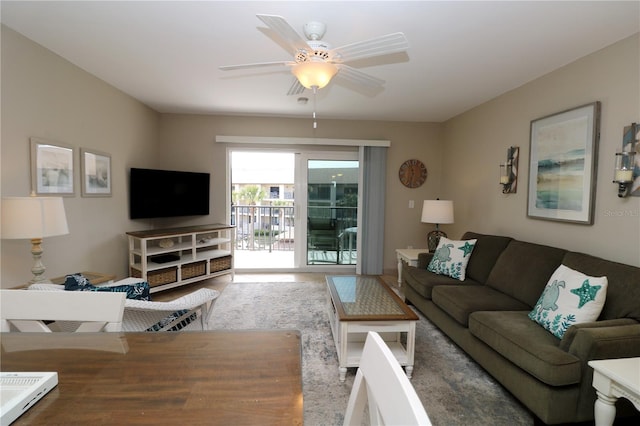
292 60 338 89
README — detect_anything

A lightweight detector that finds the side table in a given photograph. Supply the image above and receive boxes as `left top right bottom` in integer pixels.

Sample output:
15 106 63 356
15 271 116 289
395 248 428 286
50 271 116 286
588 357 640 426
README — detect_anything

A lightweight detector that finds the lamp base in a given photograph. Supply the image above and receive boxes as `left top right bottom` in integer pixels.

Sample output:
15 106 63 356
30 237 47 283
427 230 447 253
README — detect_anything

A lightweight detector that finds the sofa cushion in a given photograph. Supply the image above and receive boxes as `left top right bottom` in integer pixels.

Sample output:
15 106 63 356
432 285 530 326
416 252 433 269
403 265 479 299
460 232 513 284
528 264 608 339
469 311 581 386
562 251 640 321
427 237 477 281
485 240 567 307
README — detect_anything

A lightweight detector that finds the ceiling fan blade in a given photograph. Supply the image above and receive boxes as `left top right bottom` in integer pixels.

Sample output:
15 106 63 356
335 64 385 88
287 78 306 96
331 32 409 63
257 14 310 54
219 61 293 71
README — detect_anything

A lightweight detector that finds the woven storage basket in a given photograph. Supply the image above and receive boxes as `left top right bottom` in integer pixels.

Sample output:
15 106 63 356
182 261 206 279
131 267 177 287
211 256 232 273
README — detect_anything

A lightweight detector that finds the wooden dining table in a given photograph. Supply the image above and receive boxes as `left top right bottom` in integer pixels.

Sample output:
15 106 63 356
0 330 303 425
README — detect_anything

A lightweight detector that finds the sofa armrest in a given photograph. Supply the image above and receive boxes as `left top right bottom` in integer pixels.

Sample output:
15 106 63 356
559 318 639 351
566 323 640 361
565 323 640 417
417 252 434 269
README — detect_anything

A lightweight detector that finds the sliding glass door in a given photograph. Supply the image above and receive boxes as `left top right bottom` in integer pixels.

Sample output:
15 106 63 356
295 152 359 269
229 148 359 271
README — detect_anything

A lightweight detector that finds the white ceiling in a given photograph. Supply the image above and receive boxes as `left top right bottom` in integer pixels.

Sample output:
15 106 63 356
2 1 639 122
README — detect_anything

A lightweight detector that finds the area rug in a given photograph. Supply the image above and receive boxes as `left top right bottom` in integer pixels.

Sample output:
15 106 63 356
208 281 534 425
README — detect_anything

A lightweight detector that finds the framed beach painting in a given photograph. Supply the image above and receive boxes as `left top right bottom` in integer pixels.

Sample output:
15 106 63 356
30 138 75 196
81 148 112 197
527 102 600 224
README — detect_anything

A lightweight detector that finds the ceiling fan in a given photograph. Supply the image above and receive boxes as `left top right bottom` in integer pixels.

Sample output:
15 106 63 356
220 14 409 96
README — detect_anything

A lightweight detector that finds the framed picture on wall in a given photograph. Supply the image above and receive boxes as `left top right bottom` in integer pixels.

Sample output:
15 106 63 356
81 148 112 197
30 138 75 196
527 102 600 224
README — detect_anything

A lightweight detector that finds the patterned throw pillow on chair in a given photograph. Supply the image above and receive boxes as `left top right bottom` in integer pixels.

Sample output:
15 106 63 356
528 264 607 339
64 273 151 301
426 237 477 281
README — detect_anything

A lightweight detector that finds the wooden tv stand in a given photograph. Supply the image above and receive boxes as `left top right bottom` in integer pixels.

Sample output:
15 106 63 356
127 224 234 293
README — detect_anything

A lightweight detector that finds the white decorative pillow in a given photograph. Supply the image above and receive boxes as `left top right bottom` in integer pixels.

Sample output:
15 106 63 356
427 237 477 281
528 264 608 339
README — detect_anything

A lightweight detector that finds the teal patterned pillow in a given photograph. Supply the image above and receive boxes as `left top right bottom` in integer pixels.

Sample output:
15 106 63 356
427 237 477 281
529 264 607 339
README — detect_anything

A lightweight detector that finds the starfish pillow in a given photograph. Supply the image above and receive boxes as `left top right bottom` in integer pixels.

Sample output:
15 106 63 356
529 264 608 339
427 237 477 281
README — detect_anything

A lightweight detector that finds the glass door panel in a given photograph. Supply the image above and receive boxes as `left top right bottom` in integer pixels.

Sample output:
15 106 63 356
306 159 358 265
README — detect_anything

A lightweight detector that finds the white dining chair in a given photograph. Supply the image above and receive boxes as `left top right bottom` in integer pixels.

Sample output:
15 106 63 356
343 331 432 426
0 289 126 332
28 280 220 331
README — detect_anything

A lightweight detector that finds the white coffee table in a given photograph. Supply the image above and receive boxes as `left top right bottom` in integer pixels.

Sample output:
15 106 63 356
588 357 640 426
326 275 418 382
396 248 428 285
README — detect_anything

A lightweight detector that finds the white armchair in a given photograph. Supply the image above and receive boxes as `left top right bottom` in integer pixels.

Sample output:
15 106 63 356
28 279 220 332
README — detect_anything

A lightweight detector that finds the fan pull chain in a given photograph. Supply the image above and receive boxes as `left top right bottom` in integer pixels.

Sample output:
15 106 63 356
312 86 318 129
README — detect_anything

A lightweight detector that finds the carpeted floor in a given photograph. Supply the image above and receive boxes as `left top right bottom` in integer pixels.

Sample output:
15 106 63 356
208 281 534 425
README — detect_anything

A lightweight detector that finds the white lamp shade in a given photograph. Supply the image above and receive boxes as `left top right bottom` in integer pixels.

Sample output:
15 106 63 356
2 197 69 239
292 60 338 89
421 200 454 224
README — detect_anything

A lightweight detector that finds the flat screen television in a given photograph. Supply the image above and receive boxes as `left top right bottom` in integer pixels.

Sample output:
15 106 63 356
129 168 210 219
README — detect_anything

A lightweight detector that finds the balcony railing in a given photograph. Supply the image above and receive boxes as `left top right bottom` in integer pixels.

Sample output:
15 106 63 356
307 205 357 265
231 205 295 252
231 204 357 266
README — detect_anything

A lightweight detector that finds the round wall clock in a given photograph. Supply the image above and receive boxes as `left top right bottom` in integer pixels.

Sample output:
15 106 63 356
398 159 428 188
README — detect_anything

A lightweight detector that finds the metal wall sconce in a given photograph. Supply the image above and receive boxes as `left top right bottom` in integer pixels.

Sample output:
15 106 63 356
613 123 638 198
499 146 519 194
613 151 636 197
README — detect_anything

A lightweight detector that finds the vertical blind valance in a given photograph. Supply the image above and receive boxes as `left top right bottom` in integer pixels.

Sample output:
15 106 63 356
216 135 390 147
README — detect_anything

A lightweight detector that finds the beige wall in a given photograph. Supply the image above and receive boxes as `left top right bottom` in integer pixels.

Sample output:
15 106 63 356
157 114 444 274
442 34 640 267
1 26 160 286
3 25 638 287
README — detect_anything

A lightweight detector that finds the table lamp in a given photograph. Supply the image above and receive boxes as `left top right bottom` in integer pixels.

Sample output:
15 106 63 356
1 196 69 283
421 200 454 252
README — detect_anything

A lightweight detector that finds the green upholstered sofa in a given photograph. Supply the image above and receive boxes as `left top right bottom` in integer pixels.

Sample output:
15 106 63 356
402 231 640 425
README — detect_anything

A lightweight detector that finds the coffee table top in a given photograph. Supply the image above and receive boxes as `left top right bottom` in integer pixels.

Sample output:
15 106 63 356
326 275 419 321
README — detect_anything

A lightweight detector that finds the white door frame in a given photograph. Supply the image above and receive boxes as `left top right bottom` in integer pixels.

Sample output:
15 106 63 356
226 146 359 272
295 151 359 272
